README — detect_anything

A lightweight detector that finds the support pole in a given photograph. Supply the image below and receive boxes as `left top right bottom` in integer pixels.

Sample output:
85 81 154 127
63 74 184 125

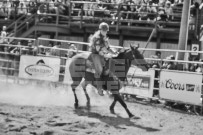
176 0 191 60
142 28 156 54
119 31 123 47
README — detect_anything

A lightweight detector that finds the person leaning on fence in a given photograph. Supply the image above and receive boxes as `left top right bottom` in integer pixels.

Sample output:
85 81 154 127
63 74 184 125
90 22 117 96
0 26 7 45
50 42 61 57
67 44 77 58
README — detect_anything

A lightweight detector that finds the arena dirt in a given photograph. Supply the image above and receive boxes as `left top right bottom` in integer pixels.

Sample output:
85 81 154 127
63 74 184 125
0 82 203 135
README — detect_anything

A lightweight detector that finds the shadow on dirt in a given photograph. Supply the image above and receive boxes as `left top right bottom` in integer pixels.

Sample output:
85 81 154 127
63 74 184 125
74 107 160 132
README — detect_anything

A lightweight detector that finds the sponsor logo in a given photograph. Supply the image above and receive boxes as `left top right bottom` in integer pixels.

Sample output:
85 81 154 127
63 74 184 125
25 59 54 77
160 79 201 93
126 76 150 89
186 84 195 92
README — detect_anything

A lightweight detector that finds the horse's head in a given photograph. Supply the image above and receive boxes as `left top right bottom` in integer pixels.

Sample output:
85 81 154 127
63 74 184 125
117 44 149 71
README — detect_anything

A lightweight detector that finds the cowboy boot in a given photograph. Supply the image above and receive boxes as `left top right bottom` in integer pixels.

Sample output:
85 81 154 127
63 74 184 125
94 73 104 96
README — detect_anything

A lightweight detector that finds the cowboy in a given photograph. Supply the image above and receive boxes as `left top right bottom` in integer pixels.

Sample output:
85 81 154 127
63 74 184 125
90 22 116 96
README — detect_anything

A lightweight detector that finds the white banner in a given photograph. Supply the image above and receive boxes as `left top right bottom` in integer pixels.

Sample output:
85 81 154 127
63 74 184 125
160 70 202 105
19 55 60 82
120 68 155 98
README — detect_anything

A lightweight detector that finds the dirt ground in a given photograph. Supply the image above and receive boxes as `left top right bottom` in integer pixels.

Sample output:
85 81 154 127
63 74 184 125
0 81 203 135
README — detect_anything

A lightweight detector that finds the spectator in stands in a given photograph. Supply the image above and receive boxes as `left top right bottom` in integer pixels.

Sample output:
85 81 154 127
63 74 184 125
10 41 21 55
127 2 139 26
50 42 61 57
147 0 157 20
150 55 160 68
111 11 123 25
189 1 199 30
120 2 130 21
156 7 168 28
138 3 148 20
17 2 27 17
26 40 37 56
195 59 203 73
188 57 200 72
37 3 48 22
66 44 77 58
162 55 176 70
83 0 90 16
38 45 46 55
0 26 7 45
6 1 12 20
165 1 174 20
28 1 38 14
156 51 161 58
88 0 97 16
159 0 167 7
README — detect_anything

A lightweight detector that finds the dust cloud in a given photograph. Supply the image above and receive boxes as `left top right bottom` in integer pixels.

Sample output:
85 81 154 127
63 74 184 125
0 81 113 107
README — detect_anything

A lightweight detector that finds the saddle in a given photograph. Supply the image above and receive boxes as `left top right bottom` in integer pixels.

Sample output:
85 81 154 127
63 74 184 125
86 53 110 75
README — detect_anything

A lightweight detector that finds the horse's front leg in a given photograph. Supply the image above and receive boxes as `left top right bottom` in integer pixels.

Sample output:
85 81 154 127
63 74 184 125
110 96 117 114
115 94 134 118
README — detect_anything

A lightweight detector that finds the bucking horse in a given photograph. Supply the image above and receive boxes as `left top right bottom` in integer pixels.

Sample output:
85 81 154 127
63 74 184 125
68 44 149 118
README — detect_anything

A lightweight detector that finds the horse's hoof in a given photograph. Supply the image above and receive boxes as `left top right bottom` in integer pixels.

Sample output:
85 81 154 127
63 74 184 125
74 103 79 109
86 102 91 109
110 109 115 114
129 113 134 118
129 114 140 119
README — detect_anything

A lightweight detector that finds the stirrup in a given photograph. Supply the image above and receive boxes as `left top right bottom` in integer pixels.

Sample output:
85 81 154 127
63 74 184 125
98 88 104 96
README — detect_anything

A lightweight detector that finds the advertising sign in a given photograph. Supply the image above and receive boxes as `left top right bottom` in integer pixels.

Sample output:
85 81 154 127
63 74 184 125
191 44 199 56
159 70 202 105
19 55 60 82
120 68 155 98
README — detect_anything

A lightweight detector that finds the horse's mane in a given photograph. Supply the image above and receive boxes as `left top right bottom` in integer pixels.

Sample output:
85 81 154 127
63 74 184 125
109 48 132 82
114 48 130 60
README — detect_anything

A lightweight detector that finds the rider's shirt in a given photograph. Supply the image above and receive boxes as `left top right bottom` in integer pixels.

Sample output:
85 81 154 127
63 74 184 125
90 30 110 55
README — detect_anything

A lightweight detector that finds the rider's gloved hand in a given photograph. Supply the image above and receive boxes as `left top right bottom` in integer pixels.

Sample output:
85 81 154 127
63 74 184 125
104 53 112 59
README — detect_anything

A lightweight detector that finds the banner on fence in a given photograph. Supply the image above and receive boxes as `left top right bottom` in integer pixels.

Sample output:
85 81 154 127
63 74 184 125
19 55 60 82
120 68 155 98
159 70 202 105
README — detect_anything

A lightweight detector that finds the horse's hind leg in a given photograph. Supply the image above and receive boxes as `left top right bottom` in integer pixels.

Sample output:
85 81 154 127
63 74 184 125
115 94 134 118
81 80 90 108
71 80 81 108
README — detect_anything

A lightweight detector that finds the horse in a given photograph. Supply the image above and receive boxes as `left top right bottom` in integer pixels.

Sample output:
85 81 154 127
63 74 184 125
68 44 149 118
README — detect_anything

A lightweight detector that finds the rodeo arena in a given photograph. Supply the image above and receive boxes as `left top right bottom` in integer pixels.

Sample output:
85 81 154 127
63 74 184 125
0 0 203 134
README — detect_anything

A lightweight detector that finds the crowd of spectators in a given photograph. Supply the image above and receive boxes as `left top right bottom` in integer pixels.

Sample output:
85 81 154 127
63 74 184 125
0 0 202 27
70 0 202 27
0 0 201 33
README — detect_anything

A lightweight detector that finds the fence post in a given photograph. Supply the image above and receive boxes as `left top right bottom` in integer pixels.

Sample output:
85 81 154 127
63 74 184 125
68 2 72 28
116 4 122 32
80 3 84 29
14 22 17 37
